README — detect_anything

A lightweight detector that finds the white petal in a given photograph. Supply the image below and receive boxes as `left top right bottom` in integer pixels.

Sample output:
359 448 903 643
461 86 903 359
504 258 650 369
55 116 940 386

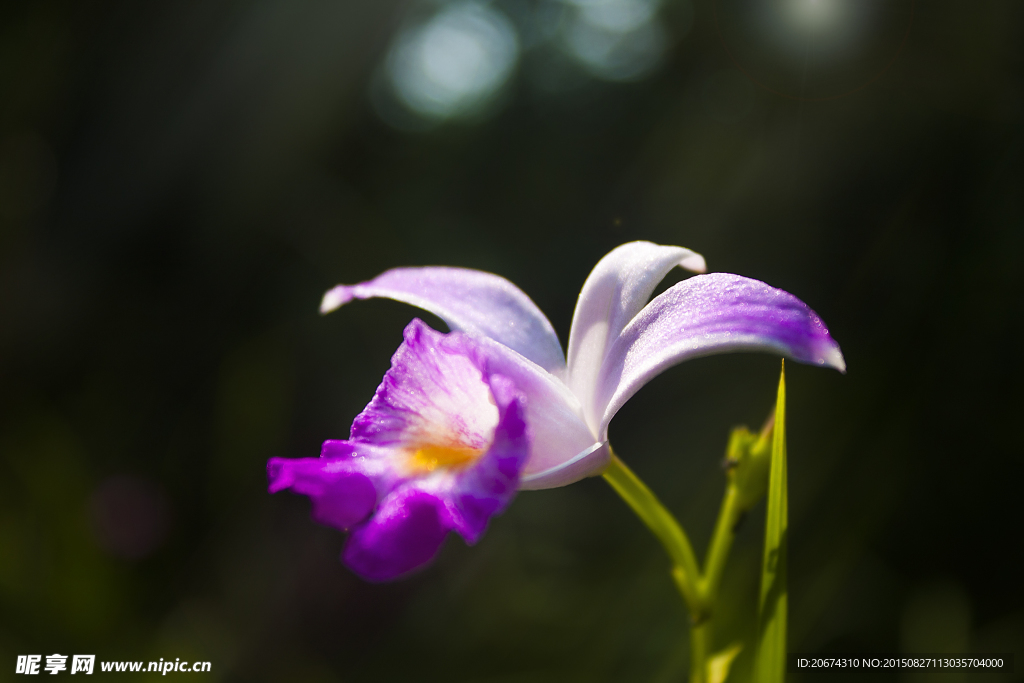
566 241 705 428
518 441 609 490
321 266 566 374
466 335 602 489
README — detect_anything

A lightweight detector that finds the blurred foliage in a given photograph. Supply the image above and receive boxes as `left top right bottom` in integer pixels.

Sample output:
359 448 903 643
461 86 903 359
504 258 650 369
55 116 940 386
1 0 1022 681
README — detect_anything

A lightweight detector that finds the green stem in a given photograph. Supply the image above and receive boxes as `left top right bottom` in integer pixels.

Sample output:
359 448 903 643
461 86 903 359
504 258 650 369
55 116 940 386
689 622 709 683
701 484 743 605
689 480 745 682
602 450 704 616
604 444 761 683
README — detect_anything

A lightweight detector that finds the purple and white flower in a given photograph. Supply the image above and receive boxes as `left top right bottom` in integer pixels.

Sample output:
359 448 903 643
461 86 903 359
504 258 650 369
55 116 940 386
269 241 845 580
269 320 528 580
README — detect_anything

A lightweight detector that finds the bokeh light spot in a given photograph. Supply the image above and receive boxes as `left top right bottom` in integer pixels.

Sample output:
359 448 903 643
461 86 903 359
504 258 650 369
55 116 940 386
560 0 678 82
562 13 668 82
567 0 659 33
387 3 520 120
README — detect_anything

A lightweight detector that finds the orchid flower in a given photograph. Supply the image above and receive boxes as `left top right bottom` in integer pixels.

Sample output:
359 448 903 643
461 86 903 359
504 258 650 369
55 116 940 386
269 241 844 580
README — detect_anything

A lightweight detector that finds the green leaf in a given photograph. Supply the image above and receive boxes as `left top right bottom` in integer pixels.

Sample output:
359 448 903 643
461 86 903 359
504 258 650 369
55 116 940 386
707 643 743 683
756 361 788 683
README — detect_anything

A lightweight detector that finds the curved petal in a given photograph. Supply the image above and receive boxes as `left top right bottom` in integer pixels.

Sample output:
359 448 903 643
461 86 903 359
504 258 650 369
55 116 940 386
343 488 452 581
321 267 566 373
518 441 609 490
566 241 706 428
466 334 601 488
595 273 846 437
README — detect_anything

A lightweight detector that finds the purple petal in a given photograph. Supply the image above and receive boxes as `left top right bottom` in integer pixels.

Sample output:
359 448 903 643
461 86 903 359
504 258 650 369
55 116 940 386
267 456 377 530
343 488 453 581
566 241 705 428
342 378 527 579
449 374 529 541
595 273 846 436
350 319 501 451
320 267 566 373
276 321 540 580
353 319 599 490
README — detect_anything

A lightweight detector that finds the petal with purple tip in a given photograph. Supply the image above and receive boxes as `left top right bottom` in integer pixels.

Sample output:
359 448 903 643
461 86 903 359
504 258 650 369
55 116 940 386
321 267 566 373
595 273 845 436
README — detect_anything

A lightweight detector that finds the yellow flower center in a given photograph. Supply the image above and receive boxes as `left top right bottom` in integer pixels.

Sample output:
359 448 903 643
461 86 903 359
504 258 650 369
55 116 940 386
407 444 483 474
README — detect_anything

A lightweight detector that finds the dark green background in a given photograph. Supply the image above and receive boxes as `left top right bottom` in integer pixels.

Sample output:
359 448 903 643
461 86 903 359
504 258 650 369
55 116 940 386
1 1 1021 681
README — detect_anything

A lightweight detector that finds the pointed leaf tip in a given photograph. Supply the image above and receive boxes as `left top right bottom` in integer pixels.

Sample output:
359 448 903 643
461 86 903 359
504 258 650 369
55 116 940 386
708 643 743 683
756 360 788 683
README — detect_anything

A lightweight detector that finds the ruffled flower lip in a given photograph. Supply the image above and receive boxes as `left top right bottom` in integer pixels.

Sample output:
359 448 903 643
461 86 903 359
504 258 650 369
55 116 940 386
269 320 529 581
